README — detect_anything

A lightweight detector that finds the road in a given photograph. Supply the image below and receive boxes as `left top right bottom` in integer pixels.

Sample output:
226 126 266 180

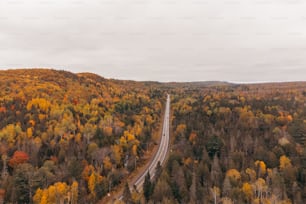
119 94 171 199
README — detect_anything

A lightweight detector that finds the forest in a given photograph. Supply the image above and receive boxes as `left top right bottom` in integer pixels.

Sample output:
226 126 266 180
142 82 306 204
0 69 165 203
0 69 305 204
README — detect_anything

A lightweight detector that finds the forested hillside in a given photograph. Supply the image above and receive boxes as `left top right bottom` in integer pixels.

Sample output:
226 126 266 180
0 69 165 203
144 82 306 204
0 69 305 204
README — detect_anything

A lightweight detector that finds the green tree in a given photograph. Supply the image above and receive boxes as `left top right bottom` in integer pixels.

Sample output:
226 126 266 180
206 135 223 158
13 163 38 203
143 172 153 201
152 177 172 202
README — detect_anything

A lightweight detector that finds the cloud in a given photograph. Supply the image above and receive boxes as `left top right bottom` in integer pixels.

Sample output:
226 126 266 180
0 0 306 82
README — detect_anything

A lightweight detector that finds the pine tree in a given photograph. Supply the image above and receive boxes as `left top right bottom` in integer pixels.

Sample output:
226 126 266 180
123 182 132 204
143 172 153 201
155 161 162 181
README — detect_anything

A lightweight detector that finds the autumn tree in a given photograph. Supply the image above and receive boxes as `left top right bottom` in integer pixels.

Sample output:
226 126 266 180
211 186 220 204
8 150 29 168
242 182 253 203
88 171 102 199
71 181 79 204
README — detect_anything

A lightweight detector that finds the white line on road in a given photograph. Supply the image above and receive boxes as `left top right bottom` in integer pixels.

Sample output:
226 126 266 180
119 94 171 200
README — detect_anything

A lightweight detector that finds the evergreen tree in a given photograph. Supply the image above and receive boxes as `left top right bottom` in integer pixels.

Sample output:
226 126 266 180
123 182 132 204
155 161 162 181
143 172 153 201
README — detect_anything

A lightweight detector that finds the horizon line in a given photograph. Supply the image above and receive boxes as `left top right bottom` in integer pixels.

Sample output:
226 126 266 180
1 67 305 84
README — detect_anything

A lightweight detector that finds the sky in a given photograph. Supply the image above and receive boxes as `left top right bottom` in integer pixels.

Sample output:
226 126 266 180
0 0 306 82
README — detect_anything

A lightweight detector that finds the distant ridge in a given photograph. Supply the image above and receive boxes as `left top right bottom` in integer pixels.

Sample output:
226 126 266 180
0 68 305 85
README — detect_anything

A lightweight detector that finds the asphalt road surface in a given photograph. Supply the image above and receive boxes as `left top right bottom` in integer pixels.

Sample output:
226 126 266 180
119 94 170 200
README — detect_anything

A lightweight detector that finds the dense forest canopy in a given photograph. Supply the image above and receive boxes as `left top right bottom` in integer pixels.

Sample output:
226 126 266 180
0 69 165 203
0 69 305 204
145 81 306 204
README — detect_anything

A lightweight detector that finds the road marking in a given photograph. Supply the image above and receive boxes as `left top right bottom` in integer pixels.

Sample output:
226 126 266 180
119 94 170 199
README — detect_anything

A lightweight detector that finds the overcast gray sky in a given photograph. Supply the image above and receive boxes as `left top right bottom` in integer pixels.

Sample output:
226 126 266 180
0 0 306 82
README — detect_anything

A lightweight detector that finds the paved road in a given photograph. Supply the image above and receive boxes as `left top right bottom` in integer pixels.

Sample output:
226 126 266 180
119 94 171 199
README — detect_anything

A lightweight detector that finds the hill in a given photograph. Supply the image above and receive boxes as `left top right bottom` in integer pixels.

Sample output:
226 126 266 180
0 69 305 204
0 69 165 203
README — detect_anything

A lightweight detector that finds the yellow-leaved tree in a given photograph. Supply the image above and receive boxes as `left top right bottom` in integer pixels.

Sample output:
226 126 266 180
279 155 292 170
246 168 257 182
88 171 103 199
255 160 266 177
32 188 43 204
242 182 253 202
33 182 76 204
225 169 241 186
71 181 78 204
54 182 69 203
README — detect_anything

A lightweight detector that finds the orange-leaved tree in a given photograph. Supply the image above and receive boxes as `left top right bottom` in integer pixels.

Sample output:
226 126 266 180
8 151 29 168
